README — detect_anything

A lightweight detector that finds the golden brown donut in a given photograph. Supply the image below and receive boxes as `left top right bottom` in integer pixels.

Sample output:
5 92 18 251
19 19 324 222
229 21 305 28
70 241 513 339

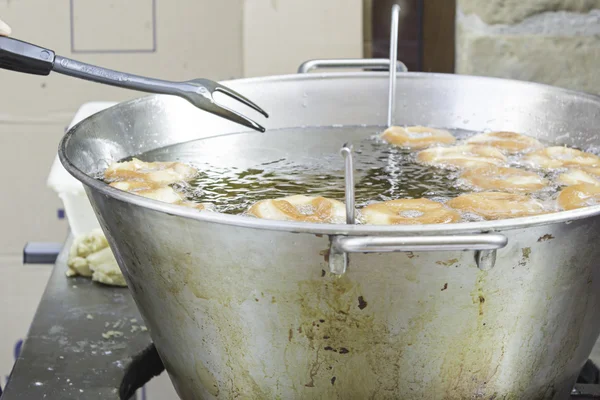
416 145 507 169
557 184 600 210
447 192 546 220
110 182 214 211
104 158 198 185
581 166 600 176
361 199 461 225
557 168 600 186
466 131 543 154
110 180 184 202
521 147 600 170
459 166 547 193
109 181 161 192
132 187 184 203
381 126 456 149
248 195 346 223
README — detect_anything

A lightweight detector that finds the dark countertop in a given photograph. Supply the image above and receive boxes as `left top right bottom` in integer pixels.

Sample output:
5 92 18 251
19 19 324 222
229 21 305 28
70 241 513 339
1 237 151 400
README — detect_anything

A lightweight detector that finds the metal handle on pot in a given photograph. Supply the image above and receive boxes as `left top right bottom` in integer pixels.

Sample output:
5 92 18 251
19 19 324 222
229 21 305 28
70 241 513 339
332 234 508 253
328 234 508 275
297 58 408 74
331 144 509 275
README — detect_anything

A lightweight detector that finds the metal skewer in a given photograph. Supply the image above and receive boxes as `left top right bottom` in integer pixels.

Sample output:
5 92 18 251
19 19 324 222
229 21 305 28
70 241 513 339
387 4 401 127
385 5 402 198
340 143 356 225
327 143 355 276
329 4 403 275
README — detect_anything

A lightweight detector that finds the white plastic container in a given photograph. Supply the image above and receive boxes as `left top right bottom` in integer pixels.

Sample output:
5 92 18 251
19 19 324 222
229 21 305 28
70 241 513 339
47 102 116 236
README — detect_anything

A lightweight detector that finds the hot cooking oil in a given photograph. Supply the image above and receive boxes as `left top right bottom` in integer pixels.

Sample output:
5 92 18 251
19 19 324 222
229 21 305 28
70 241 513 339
116 126 569 216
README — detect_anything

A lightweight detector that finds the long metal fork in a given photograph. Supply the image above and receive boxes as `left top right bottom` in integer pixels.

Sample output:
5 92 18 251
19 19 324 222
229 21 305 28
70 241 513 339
0 37 268 132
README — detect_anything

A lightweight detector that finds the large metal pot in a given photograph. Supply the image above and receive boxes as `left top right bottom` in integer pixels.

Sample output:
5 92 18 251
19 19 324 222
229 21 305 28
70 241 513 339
60 68 600 399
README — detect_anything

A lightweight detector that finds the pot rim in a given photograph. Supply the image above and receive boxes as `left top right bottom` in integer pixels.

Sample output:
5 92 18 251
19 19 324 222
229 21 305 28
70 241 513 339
59 71 600 235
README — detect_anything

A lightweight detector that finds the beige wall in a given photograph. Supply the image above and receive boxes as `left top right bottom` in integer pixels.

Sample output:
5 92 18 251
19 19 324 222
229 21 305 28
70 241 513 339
243 0 363 77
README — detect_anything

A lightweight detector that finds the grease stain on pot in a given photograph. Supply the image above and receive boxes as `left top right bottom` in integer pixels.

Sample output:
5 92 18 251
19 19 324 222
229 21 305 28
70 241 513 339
205 301 267 398
294 273 447 397
178 258 269 398
404 269 419 283
195 359 219 397
518 247 532 267
319 249 330 263
436 258 459 267
358 296 368 310
538 234 555 242
471 274 487 317
440 270 500 397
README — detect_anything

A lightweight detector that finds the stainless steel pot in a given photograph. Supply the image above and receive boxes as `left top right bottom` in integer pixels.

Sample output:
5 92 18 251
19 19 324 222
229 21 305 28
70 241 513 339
60 65 600 399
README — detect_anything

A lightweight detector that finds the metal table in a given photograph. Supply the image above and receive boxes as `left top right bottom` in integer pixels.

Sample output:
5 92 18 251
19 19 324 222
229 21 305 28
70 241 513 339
1 237 152 400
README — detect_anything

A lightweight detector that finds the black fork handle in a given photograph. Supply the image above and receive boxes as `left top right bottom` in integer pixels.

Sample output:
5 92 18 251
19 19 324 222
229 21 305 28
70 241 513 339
0 36 55 75
0 36 179 95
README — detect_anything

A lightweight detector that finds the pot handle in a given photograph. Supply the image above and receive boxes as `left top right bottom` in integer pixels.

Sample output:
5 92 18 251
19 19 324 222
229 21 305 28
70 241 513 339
297 58 408 74
333 234 507 253
328 233 508 275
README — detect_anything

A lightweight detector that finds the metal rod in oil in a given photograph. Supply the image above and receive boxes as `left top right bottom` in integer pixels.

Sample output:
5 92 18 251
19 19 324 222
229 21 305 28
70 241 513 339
340 143 356 224
387 4 401 127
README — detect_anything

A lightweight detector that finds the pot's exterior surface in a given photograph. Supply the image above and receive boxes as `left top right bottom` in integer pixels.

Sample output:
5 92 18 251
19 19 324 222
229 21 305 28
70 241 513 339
61 72 600 399
89 189 600 400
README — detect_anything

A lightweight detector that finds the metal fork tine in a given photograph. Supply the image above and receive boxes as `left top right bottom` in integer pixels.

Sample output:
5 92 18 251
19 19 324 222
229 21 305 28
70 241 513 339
214 84 270 118
208 103 266 133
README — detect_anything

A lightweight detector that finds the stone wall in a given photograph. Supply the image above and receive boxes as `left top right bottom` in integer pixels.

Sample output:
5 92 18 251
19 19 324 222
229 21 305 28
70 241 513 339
456 0 600 94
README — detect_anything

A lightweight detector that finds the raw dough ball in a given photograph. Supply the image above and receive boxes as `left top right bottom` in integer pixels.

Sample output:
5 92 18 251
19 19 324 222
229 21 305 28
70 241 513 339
67 230 127 287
